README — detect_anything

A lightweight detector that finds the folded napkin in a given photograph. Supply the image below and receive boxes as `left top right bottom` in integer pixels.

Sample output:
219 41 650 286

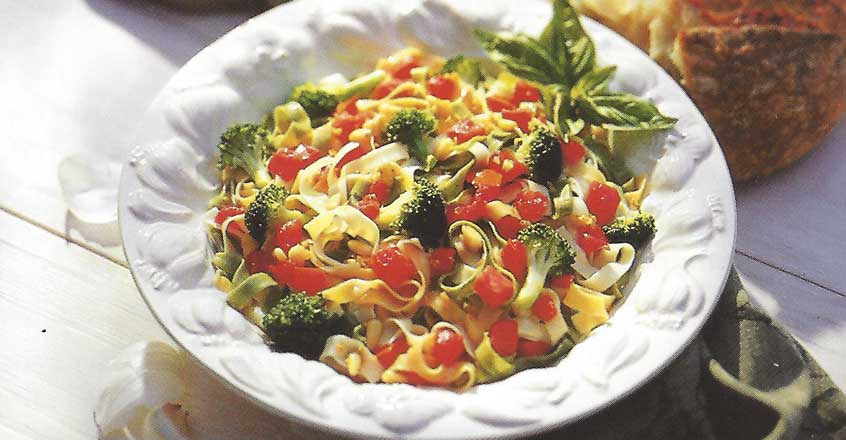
95 270 846 439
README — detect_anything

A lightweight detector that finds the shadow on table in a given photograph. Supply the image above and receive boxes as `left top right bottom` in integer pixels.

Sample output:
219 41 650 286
82 0 250 65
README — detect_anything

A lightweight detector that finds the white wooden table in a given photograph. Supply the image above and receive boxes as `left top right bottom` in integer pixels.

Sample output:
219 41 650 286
0 2 843 439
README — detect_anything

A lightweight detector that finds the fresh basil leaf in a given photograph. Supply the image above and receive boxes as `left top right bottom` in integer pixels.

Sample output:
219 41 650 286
541 84 571 136
582 135 633 184
440 55 483 85
576 92 677 129
539 0 596 84
475 29 562 84
573 65 616 97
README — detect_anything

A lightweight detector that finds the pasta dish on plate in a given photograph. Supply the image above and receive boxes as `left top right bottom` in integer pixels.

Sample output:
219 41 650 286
206 0 676 390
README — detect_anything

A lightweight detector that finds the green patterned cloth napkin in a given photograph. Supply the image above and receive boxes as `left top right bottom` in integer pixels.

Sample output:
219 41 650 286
538 270 846 440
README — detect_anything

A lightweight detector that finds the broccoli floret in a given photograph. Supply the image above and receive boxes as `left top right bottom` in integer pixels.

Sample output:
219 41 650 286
602 213 656 248
289 70 387 121
391 178 448 248
244 183 290 243
382 109 437 163
262 292 343 359
216 123 273 188
517 127 563 185
512 223 575 310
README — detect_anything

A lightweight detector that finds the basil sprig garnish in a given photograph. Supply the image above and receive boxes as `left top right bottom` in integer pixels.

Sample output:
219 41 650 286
474 0 677 133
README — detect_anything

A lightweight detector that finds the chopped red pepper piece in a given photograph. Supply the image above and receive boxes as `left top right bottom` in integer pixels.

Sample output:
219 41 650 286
370 244 418 290
445 199 486 224
511 81 541 104
245 249 277 275
501 239 527 281
274 219 304 253
576 223 609 253
376 335 409 368
489 319 518 357
215 206 246 235
561 139 586 166
514 190 550 222
488 150 528 183
531 294 557 321
473 267 514 308
486 96 516 112
428 247 456 277
501 108 533 132
432 328 464 366
427 75 458 100
356 194 381 220
494 216 522 240
268 145 325 182
447 119 487 144
585 181 621 226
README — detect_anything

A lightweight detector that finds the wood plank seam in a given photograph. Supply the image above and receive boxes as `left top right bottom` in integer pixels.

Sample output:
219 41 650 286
0 206 128 269
735 248 845 298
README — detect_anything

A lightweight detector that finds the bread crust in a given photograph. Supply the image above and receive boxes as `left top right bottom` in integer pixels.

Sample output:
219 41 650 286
678 26 845 180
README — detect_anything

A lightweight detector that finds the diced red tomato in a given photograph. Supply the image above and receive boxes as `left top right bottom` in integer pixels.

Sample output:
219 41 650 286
511 81 541 104
585 181 621 226
531 294 557 321
428 247 456 277
560 139 586 166
550 274 574 291
516 339 552 357
356 194 381 219
427 75 458 100
370 244 418 290
447 119 487 144
494 216 522 240
501 239 527 281
487 96 516 112
376 335 409 368
267 260 296 284
333 99 371 144
335 144 370 172
473 267 514 308
432 328 464 366
274 219 304 253
392 58 420 80
475 185 501 203
501 108 533 132
445 199 486 224
367 180 391 204
576 223 609 253
488 150 528 183
489 319 518 357
514 190 550 222
245 249 277 274
215 206 245 235
288 267 330 295
268 145 325 182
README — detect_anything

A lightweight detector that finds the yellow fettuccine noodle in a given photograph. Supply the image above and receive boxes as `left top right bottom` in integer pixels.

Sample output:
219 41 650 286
382 320 476 390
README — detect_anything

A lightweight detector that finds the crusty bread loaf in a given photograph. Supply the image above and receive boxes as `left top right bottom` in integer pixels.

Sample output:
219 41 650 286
573 0 846 181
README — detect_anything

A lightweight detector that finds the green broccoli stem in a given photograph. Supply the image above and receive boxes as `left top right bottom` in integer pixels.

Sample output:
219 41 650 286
512 265 550 310
408 137 430 164
335 70 387 101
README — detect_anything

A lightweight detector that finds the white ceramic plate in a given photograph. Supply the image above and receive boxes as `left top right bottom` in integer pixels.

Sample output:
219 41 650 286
118 0 736 438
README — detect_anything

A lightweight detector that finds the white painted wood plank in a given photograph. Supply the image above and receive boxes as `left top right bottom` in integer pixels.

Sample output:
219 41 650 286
735 253 846 390
0 211 169 440
0 0 248 263
735 118 846 294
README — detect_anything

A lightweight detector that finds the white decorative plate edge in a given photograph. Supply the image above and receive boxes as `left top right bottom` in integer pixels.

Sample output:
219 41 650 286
118 0 737 438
